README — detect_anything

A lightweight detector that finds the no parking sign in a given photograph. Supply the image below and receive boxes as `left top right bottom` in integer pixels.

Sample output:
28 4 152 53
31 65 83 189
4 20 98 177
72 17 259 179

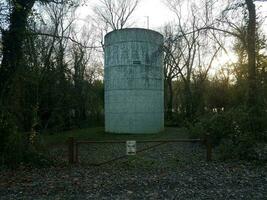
126 141 136 155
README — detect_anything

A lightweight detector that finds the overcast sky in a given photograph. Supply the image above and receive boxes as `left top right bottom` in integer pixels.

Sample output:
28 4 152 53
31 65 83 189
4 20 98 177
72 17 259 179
77 0 175 30
136 0 267 32
131 0 175 30
77 0 267 71
78 0 267 32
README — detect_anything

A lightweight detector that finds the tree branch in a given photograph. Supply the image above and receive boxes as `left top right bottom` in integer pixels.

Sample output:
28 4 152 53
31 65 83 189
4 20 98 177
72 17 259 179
31 32 102 49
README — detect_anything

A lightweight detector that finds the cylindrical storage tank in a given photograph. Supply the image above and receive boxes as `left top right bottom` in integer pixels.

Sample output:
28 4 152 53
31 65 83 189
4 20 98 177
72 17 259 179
104 28 164 133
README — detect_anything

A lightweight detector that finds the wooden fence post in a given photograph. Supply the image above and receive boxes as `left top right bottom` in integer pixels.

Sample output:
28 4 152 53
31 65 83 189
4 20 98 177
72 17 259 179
68 137 75 164
74 142 78 163
205 134 212 162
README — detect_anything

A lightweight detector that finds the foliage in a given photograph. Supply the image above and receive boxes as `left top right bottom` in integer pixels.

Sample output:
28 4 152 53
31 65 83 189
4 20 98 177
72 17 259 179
0 110 52 167
188 107 267 161
0 110 17 159
0 0 266 166
0 0 105 168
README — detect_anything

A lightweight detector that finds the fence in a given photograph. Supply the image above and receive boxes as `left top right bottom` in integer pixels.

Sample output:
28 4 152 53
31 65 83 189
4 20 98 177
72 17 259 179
67 135 212 166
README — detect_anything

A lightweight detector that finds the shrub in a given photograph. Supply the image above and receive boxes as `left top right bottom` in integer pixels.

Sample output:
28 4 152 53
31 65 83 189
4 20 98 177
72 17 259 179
188 107 267 161
0 111 52 167
188 121 206 139
0 110 18 165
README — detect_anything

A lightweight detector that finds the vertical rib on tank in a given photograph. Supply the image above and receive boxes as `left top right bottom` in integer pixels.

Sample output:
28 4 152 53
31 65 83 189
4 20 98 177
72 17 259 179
104 28 164 133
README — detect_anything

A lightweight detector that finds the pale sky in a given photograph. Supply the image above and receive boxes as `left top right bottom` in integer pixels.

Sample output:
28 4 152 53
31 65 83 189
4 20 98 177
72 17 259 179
77 0 267 72
132 0 175 30
135 0 267 33
78 0 267 32
77 0 175 30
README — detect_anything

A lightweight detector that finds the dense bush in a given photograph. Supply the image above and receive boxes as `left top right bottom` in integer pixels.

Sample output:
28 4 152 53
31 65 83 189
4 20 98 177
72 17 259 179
0 110 52 167
0 110 18 165
188 107 267 161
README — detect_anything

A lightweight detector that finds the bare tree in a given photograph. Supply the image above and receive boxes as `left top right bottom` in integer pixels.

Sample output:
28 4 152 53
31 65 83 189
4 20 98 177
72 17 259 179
163 0 224 119
93 0 139 31
201 0 259 108
164 0 201 119
163 24 183 120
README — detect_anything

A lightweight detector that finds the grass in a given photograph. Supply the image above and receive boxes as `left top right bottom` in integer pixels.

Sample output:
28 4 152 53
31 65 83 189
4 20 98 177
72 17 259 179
41 127 189 146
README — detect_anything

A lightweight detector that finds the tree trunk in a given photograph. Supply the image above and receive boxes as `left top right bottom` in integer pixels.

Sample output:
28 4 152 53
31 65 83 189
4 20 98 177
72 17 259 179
245 0 256 108
0 0 35 98
166 78 173 120
184 82 193 120
0 1 35 132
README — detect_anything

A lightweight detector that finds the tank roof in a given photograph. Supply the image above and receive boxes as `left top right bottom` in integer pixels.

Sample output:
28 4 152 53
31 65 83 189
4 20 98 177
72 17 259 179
105 28 163 38
104 28 163 46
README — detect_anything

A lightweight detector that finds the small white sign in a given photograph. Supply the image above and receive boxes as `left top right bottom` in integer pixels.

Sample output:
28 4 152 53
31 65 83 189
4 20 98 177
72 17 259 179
126 141 136 155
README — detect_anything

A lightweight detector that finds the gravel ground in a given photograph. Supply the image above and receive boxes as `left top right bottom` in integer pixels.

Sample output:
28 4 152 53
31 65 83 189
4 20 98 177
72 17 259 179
0 143 266 200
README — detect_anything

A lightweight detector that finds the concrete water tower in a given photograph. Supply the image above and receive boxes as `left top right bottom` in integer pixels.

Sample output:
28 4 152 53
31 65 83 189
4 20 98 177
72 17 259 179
104 28 164 133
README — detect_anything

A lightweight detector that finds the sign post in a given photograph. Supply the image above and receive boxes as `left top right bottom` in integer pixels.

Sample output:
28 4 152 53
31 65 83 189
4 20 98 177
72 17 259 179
126 141 136 155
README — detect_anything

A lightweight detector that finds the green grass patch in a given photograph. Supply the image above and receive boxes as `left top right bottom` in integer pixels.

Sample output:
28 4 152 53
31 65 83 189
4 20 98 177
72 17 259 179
41 127 189 146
